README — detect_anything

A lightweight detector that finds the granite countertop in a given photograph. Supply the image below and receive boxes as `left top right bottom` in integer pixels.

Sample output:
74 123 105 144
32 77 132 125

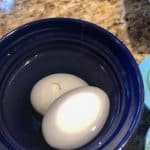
0 0 150 63
0 0 150 150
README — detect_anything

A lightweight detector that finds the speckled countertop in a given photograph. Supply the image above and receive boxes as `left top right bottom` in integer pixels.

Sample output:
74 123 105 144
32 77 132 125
0 0 150 63
0 0 150 150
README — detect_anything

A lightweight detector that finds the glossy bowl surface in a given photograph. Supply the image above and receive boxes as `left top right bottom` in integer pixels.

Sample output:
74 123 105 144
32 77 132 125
0 18 144 150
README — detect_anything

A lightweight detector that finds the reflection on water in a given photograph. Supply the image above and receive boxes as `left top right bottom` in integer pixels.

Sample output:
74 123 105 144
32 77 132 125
0 0 15 12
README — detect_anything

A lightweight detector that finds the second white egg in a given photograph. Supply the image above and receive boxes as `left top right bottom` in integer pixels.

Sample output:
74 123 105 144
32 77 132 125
30 73 88 115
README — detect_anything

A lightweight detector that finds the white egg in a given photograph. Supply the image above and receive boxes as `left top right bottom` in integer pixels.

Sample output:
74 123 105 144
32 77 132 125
42 86 110 150
30 73 88 115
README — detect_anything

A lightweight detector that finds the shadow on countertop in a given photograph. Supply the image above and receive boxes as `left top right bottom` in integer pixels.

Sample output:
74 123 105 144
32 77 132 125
123 0 150 54
124 106 150 150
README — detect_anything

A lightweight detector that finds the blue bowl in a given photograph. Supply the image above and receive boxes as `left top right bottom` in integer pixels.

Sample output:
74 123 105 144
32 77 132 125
0 18 144 150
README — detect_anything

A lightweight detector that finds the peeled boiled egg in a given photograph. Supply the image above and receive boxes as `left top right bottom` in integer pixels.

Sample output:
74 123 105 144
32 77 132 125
42 86 110 150
30 73 88 115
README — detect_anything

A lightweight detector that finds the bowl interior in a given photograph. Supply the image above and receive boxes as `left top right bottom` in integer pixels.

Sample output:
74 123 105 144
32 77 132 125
0 18 143 150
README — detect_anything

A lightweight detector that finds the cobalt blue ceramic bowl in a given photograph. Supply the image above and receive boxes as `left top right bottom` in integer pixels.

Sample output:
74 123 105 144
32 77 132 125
0 18 144 150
